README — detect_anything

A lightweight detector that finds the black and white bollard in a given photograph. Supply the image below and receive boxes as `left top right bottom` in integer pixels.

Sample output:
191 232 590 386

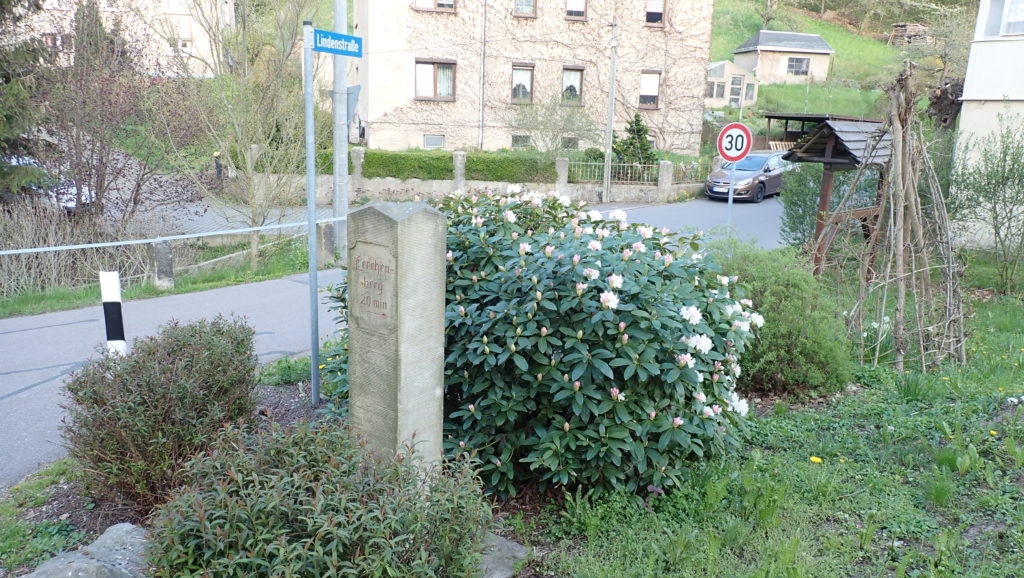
99 271 127 356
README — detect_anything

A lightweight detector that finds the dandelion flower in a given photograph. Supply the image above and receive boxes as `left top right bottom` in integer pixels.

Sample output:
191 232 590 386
810 456 823 464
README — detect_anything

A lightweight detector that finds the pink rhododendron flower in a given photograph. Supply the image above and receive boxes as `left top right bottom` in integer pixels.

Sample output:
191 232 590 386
694 391 706 403
672 416 684 427
637 226 654 239
664 254 674 266
583 268 599 280
712 405 722 414
622 248 632 260
511 231 519 240
597 227 611 238
519 242 532 255
677 353 695 368
588 240 602 251
545 245 555 257
607 274 624 289
702 406 714 418
610 387 620 399
503 210 517 223
632 242 647 253
575 282 588 296
573 254 581 265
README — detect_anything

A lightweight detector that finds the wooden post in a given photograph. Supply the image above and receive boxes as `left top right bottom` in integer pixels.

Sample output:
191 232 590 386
812 134 837 275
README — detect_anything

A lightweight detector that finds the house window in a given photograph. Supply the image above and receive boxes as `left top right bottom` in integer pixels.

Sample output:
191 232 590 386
1005 0 1024 34
566 0 586 20
645 0 664 25
744 82 756 102
787 57 810 76
714 82 725 98
514 0 536 16
511 65 534 104
561 137 580 150
562 67 583 103
729 75 743 106
416 60 456 100
512 135 532 148
414 0 455 11
169 37 192 55
423 134 445 149
41 33 72 52
639 72 660 108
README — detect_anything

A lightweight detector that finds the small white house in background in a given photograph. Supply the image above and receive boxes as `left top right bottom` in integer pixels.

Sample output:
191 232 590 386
733 30 833 85
958 0 1024 147
705 60 758 109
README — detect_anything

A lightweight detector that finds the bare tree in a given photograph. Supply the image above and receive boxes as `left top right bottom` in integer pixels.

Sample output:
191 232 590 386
158 0 328 268
37 0 197 230
502 95 600 155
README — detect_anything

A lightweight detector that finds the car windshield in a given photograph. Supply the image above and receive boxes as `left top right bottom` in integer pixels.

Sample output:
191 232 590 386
721 156 768 171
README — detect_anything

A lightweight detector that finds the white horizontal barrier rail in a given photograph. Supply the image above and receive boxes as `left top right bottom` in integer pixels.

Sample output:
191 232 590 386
0 216 347 257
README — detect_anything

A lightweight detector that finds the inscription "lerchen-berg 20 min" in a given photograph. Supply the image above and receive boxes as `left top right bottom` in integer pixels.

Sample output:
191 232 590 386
354 253 392 315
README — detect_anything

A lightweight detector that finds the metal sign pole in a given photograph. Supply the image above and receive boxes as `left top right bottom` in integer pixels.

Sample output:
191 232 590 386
332 1 349 262
726 164 736 234
303 21 321 405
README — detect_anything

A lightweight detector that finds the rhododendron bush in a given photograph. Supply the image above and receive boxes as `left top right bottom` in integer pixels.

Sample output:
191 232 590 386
440 189 761 496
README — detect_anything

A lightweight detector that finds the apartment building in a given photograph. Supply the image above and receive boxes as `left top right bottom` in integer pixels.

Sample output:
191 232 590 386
352 0 714 154
958 0 1024 145
22 0 233 76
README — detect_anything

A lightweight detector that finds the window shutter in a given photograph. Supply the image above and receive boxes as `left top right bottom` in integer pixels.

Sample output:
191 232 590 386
646 0 665 12
566 0 585 12
640 73 660 96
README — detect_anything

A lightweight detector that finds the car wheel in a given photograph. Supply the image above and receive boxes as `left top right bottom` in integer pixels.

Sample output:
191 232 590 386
753 183 765 203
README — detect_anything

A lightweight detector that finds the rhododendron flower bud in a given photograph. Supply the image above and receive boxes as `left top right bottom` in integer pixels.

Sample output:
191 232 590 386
622 249 632 260
537 373 543 381
694 391 706 403
511 231 519 240
575 329 583 339
545 245 555 257
610 387 620 399
541 326 548 336
519 242 531 255
712 405 722 414
576 282 587 296
573 381 581 391
468 404 475 413
649 411 657 420
573 254 582 265
563 422 570 432
619 321 626 331
458 306 466 316
702 406 714 418
536 290 543 301
664 254 674 266
446 250 453 261
672 417 684 427
459 441 466 448
622 334 629 344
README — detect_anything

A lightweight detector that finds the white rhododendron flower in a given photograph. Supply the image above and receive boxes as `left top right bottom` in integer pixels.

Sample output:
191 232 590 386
599 291 620 309
750 312 765 328
680 306 702 325
587 209 604 222
726 391 750 417
609 209 628 222
607 274 624 289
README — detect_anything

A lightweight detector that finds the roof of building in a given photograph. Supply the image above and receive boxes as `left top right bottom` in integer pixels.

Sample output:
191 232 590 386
733 30 835 55
782 119 891 169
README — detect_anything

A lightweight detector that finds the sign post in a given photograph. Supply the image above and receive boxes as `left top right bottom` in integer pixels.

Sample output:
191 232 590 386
303 24 363 405
716 122 753 232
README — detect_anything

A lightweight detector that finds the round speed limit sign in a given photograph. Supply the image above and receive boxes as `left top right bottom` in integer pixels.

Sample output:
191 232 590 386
716 122 753 163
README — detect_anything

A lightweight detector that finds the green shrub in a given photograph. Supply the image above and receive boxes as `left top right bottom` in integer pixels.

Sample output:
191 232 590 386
61 316 257 512
440 191 760 496
361 149 454 180
779 163 880 247
257 355 310 385
148 422 492 577
465 152 557 184
711 241 853 394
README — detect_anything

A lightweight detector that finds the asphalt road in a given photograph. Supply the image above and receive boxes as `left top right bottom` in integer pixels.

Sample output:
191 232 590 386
0 269 344 491
0 196 784 492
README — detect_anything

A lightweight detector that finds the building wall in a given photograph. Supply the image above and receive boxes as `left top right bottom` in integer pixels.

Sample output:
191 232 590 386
21 0 232 76
734 50 830 85
957 0 1024 156
705 60 758 109
354 0 713 154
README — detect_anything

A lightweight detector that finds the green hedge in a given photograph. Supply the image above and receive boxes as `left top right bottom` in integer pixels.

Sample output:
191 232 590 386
314 149 556 183
465 152 557 183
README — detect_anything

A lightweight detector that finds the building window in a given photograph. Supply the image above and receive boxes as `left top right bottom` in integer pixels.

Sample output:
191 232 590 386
416 60 456 100
414 0 455 11
744 82 756 102
645 0 664 25
787 57 810 76
562 67 583 104
705 82 715 98
511 65 534 104
729 75 743 107
639 71 660 108
423 134 445 149
1005 0 1024 34
512 135 532 149
514 0 536 16
169 37 192 55
41 33 72 52
561 137 580 150
714 82 725 99
565 0 586 20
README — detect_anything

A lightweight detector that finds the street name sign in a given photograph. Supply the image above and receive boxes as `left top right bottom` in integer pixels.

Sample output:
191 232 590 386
313 29 362 58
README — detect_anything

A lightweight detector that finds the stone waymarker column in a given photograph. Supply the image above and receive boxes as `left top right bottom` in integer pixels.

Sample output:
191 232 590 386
348 202 446 463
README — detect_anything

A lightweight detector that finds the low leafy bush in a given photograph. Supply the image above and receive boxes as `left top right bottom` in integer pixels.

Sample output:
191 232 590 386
362 149 454 180
61 316 257 512
711 241 853 394
441 191 760 496
148 422 493 577
465 152 557 184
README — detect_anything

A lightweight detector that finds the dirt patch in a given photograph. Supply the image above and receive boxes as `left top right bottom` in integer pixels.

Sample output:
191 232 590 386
6 383 322 576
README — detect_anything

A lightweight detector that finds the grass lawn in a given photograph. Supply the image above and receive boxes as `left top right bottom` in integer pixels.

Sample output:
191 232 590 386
508 294 1024 576
0 239 313 318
